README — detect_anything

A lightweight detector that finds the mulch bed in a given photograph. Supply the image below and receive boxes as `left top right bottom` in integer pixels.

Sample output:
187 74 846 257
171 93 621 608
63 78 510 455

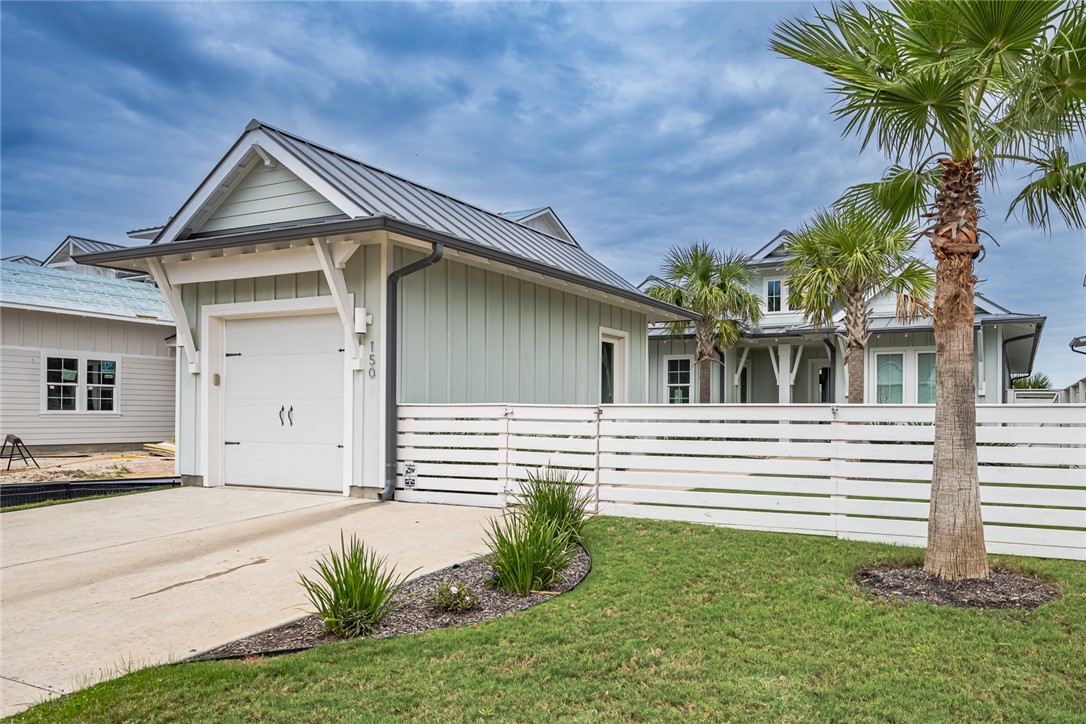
186 544 591 662
855 565 1061 610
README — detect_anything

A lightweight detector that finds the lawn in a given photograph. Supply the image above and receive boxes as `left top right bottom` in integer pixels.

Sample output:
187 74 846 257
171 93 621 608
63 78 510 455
17 518 1086 722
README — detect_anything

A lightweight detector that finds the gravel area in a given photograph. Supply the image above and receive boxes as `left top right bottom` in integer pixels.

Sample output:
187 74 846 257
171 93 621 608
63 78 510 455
855 565 1061 609
0 452 175 483
187 544 591 661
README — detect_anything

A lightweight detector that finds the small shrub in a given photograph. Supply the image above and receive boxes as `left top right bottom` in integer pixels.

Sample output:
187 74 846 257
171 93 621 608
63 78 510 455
484 513 573 595
430 580 477 613
518 466 592 541
298 532 417 638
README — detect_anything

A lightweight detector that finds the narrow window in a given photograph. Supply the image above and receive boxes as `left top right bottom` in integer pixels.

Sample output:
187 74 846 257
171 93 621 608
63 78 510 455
766 279 782 312
46 357 79 411
916 352 936 404
601 341 615 404
86 359 117 411
666 358 692 404
876 353 904 404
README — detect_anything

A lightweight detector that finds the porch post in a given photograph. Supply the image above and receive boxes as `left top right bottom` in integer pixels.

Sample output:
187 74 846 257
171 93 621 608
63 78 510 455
777 344 791 403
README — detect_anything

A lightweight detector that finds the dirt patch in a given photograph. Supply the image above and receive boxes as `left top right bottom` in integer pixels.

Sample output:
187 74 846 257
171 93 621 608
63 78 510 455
0 452 175 483
186 544 591 661
856 565 1060 610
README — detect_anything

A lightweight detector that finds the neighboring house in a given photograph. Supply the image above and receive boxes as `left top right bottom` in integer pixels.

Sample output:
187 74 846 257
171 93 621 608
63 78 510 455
77 119 692 496
646 231 1045 405
1 255 44 266
0 262 176 447
41 235 152 282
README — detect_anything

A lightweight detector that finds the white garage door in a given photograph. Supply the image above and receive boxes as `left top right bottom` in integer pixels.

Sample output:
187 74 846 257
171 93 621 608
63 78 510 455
223 314 344 492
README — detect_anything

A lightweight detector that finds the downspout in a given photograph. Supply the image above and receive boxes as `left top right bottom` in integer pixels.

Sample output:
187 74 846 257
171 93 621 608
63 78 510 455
822 333 837 403
381 242 445 501
1001 328 1042 404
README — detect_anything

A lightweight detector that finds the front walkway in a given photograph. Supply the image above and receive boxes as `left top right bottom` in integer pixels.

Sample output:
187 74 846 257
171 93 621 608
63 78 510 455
0 487 495 716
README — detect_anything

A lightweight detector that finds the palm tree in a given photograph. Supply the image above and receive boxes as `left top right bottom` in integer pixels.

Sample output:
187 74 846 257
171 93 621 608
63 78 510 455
645 243 763 403
772 1 1085 580
785 204 934 404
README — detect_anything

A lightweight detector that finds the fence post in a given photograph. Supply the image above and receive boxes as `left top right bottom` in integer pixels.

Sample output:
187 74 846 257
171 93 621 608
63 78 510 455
829 405 846 539
593 405 602 515
500 406 514 508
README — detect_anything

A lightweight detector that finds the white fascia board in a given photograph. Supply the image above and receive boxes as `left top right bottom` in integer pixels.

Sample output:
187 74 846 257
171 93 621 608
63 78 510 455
161 240 359 285
156 129 366 244
0 302 174 327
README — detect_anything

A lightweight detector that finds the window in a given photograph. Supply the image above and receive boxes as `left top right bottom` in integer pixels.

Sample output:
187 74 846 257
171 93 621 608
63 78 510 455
875 353 904 404
600 329 628 404
86 359 117 411
43 354 118 413
916 352 936 404
601 341 615 404
46 357 78 411
766 279 783 312
665 358 692 404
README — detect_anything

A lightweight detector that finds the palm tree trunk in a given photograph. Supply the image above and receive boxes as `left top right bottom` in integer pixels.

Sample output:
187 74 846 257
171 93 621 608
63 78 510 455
844 291 869 403
924 157 989 581
699 358 712 403
847 343 865 404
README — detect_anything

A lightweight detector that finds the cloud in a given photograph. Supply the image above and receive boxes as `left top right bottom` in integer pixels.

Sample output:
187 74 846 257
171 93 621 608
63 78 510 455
2 1 1082 384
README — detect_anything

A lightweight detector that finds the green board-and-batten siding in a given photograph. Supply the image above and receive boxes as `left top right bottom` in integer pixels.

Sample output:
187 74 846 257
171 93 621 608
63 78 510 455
199 164 343 234
395 247 648 405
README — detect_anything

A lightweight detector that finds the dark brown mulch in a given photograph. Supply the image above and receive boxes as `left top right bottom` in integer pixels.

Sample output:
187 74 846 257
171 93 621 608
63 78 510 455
855 565 1060 610
185 544 591 662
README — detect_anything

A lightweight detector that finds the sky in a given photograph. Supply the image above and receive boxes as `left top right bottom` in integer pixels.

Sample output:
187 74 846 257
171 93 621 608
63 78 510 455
2 1 1083 386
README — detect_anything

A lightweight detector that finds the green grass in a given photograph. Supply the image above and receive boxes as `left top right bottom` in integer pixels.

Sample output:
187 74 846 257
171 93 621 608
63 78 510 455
16 518 1086 722
0 486 174 513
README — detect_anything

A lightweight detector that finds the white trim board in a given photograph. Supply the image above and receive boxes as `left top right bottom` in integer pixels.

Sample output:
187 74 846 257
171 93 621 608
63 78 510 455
198 296 355 494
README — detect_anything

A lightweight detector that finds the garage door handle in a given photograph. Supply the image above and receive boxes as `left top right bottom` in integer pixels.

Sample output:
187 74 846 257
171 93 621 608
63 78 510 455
288 406 294 426
279 406 285 426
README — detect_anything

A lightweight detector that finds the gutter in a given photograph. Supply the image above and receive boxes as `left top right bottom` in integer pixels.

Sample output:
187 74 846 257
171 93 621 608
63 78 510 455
1001 326 1044 403
1070 336 1086 357
75 215 696 322
382 243 444 501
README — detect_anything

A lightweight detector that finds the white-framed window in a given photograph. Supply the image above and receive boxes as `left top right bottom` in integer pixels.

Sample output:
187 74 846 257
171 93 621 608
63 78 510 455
663 356 693 404
600 328 629 404
916 352 936 404
868 348 935 404
42 353 120 413
765 278 787 313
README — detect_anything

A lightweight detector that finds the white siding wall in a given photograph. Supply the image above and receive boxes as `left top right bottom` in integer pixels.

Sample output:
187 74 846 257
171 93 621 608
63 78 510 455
0 308 175 445
199 164 343 234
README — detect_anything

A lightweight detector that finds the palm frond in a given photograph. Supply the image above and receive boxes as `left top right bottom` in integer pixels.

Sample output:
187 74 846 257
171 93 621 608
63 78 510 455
838 163 940 226
1006 146 1086 230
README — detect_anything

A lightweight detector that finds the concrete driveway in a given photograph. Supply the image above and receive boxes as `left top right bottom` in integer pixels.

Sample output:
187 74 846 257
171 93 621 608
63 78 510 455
1 487 495 716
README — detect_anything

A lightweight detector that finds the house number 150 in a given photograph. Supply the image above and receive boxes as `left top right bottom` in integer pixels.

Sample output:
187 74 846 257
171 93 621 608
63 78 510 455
368 340 377 378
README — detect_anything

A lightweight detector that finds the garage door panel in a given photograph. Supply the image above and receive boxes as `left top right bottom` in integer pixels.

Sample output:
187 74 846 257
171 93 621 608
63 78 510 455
223 314 345 493
224 443 342 492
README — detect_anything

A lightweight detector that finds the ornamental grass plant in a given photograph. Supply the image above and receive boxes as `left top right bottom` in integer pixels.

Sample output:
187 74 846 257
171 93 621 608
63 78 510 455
517 467 592 542
298 532 417 638
483 513 573 596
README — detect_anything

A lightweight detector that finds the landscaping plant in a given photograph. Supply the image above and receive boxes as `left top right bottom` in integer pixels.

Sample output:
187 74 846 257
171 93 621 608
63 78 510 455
517 466 593 541
483 513 573 596
298 532 417 638
429 580 477 613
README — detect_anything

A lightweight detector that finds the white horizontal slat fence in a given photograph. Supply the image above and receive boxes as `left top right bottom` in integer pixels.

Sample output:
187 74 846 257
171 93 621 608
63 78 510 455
397 404 1086 560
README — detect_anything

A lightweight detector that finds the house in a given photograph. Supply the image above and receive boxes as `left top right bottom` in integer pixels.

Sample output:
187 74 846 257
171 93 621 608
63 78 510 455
0 262 176 448
1 255 44 266
77 119 693 497
646 231 1045 404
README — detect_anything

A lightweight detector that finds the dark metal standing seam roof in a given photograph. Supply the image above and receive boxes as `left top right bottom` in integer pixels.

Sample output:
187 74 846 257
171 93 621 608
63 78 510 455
257 123 646 297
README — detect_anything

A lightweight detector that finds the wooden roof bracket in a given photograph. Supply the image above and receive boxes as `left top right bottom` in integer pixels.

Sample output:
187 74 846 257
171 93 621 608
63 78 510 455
146 257 200 374
313 237 363 368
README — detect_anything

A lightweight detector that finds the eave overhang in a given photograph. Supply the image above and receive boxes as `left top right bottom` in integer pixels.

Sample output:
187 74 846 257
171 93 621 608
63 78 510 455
76 215 697 323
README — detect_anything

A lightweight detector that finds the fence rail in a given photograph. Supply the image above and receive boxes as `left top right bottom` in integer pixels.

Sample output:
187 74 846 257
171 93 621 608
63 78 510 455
397 404 1086 561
